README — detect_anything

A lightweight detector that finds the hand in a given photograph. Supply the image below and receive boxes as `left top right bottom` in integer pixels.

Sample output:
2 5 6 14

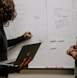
23 32 32 40
66 45 77 60
67 45 76 55
19 56 32 69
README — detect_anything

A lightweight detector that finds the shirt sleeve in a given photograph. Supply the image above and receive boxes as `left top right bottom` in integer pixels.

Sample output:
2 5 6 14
0 64 20 77
7 35 25 47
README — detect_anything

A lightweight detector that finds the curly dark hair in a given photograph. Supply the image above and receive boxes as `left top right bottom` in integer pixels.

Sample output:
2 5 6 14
0 0 16 26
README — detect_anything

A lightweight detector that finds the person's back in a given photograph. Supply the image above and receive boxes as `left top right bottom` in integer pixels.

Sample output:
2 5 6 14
0 0 16 61
0 0 19 77
0 0 32 78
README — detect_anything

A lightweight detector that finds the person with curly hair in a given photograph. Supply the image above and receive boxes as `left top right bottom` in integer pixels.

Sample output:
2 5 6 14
0 0 32 77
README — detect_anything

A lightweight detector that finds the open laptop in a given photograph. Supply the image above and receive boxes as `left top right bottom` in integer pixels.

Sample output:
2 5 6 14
0 42 41 66
14 42 41 65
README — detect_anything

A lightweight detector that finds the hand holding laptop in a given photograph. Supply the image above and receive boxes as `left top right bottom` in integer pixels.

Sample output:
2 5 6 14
0 42 41 69
19 56 32 69
0 42 41 75
14 42 41 67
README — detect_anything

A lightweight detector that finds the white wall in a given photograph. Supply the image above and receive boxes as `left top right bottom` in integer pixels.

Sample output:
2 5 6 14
5 0 77 69
2 0 77 78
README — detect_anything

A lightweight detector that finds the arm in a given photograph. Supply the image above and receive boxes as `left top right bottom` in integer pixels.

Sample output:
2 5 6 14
7 35 25 47
7 32 32 47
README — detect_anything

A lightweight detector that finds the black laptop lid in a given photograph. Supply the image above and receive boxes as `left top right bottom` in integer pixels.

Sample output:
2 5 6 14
14 42 41 65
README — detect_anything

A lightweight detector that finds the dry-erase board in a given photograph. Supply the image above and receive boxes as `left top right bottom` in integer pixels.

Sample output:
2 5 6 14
4 0 77 69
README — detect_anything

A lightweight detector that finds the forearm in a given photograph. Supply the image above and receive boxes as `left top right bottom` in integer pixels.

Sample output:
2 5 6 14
7 36 25 47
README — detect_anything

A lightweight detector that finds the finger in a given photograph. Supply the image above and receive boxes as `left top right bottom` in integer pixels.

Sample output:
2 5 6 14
71 51 77 60
67 48 73 55
28 32 31 35
19 58 27 69
67 49 71 55
70 45 76 48
73 45 77 49
24 56 32 66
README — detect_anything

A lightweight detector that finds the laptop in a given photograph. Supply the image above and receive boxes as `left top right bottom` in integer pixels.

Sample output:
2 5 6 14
0 42 41 66
14 42 41 65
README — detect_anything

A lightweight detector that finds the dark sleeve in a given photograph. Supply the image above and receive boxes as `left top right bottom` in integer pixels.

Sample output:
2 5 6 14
7 36 25 47
0 65 20 77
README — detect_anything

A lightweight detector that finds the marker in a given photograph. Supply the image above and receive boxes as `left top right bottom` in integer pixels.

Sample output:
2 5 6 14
25 33 31 37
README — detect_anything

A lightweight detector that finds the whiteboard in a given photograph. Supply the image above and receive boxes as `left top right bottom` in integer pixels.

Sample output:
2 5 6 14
4 0 77 68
